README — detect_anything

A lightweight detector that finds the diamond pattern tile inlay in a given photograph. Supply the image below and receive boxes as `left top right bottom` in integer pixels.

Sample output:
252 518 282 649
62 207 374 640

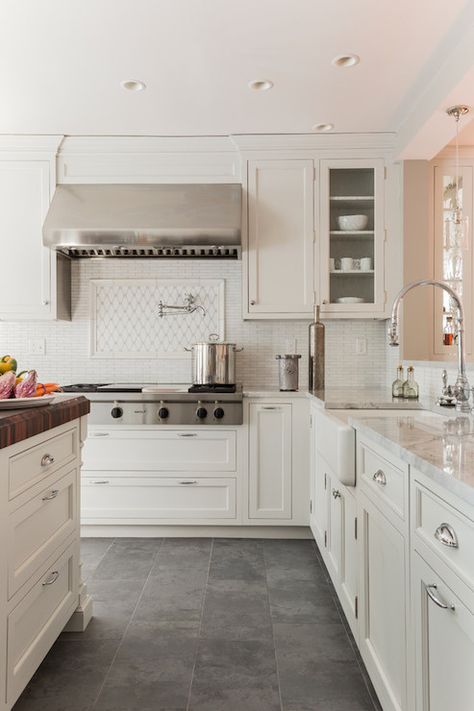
90 279 224 358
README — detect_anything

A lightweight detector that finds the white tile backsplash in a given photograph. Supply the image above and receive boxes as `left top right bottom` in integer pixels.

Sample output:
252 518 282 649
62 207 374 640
0 259 390 390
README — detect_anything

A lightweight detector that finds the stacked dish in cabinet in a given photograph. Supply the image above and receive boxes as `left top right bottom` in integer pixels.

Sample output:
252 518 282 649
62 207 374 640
328 166 376 305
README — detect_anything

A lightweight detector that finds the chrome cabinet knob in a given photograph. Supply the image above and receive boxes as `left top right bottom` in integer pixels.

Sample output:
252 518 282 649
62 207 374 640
332 489 341 499
250 299 256 306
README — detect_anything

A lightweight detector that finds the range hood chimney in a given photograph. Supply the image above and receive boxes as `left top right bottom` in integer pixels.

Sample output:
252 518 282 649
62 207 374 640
43 183 242 258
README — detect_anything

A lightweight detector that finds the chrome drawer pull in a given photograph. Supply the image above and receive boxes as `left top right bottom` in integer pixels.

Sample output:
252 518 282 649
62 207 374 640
372 469 387 486
42 489 59 501
435 523 459 549
42 571 59 587
332 489 341 499
93 432 110 437
262 406 280 410
41 454 55 467
92 480 110 485
425 584 455 611
178 433 197 437
179 480 198 485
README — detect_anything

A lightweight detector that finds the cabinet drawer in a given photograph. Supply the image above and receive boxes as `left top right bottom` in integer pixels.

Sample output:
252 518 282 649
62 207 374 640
8 468 77 599
82 476 237 521
413 480 474 591
9 426 77 500
7 541 78 707
83 429 236 472
358 439 407 521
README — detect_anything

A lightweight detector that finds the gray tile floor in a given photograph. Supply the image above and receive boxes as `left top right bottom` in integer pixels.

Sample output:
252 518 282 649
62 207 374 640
14 538 382 711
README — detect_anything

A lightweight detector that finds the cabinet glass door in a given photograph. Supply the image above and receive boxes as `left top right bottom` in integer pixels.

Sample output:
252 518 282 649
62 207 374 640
320 159 384 315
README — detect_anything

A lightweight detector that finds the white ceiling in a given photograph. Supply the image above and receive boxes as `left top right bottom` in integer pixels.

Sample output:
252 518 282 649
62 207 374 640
0 0 471 136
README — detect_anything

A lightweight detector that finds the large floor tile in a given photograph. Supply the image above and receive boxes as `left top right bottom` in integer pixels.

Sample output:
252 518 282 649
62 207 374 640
92 539 161 581
189 685 281 711
268 578 340 623
209 539 266 582
13 639 119 711
200 581 272 641
93 621 198 711
277 659 376 709
191 638 279 688
133 567 207 623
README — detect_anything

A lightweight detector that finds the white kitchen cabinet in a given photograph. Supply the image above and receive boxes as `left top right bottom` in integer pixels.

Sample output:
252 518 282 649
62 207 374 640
412 550 474 711
320 159 386 317
245 158 315 318
0 138 69 321
246 397 309 526
0 415 90 711
248 402 292 519
358 489 409 711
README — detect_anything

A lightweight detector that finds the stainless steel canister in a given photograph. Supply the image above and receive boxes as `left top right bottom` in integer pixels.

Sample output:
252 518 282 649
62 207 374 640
186 335 243 385
276 354 301 391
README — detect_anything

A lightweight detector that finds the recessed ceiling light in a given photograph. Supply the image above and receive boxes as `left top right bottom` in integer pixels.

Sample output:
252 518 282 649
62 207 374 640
121 79 146 92
248 79 273 91
332 54 360 68
312 123 334 132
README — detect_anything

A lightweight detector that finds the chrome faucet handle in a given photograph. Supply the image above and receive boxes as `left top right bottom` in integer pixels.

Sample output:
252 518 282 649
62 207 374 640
442 369 448 393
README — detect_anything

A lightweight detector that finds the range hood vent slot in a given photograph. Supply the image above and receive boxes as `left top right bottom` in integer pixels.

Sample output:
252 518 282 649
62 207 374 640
43 183 242 259
61 245 241 259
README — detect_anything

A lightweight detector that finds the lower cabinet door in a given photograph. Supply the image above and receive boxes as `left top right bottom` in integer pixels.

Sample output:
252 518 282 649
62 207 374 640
7 540 78 707
310 451 329 548
327 472 343 581
248 403 292 519
81 476 237 522
412 551 474 711
358 492 408 711
339 488 358 641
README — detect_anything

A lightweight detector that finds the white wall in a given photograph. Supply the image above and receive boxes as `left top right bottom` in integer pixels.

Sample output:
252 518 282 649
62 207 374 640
0 259 389 390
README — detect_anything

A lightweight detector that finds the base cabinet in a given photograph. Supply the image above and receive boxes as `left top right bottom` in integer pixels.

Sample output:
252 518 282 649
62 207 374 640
412 551 474 711
358 491 408 711
248 402 292 519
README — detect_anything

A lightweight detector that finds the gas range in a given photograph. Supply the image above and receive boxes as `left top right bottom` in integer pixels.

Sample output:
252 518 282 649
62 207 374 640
62 383 243 426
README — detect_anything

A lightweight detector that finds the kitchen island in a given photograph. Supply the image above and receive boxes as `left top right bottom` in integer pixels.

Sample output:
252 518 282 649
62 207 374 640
0 395 91 711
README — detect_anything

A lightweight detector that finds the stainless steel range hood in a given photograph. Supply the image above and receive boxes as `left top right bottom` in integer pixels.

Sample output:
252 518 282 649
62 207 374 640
43 183 242 258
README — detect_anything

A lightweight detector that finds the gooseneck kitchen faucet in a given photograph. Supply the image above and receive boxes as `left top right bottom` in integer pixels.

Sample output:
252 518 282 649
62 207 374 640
388 279 471 413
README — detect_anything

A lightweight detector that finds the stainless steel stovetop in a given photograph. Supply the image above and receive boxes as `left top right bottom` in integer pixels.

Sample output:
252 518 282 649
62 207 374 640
63 383 243 426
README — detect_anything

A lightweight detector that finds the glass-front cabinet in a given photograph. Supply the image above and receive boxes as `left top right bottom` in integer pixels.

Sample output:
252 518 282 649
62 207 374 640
320 159 385 316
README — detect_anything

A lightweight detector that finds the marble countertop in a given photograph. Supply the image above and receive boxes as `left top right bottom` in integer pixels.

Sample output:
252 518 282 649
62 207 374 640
350 411 474 506
307 387 425 410
243 390 308 398
0 395 90 449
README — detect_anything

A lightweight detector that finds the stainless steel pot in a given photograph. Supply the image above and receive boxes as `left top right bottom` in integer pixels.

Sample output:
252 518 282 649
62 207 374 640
185 335 243 385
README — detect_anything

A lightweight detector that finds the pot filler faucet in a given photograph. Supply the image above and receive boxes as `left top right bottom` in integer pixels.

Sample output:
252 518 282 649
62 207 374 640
388 279 471 413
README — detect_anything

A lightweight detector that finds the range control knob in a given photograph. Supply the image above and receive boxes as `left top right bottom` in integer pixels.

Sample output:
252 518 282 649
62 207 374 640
111 406 123 419
158 407 169 419
196 407 208 419
213 407 225 419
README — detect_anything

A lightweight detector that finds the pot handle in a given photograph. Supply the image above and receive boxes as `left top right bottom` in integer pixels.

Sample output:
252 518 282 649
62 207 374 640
233 346 244 352
183 347 193 352
208 333 220 342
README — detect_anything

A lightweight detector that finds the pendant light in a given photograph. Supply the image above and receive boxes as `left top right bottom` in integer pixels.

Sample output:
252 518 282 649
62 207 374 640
445 104 470 249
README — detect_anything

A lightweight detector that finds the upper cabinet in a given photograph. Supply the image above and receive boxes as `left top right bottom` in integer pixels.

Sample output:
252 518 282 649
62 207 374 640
319 159 386 317
0 138 70 322
245 159 315 318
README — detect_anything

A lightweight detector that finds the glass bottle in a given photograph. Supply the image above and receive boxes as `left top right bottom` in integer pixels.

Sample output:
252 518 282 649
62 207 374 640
443 315 455 346
392 365 404 398
402 365 419 399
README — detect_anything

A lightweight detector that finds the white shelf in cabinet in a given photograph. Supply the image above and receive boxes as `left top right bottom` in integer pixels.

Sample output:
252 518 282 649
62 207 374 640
330 196 375 201
330 270 374 276
330 230 374 236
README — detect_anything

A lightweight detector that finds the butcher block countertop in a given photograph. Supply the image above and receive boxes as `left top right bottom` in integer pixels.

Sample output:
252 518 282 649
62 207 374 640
0 395 90 449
